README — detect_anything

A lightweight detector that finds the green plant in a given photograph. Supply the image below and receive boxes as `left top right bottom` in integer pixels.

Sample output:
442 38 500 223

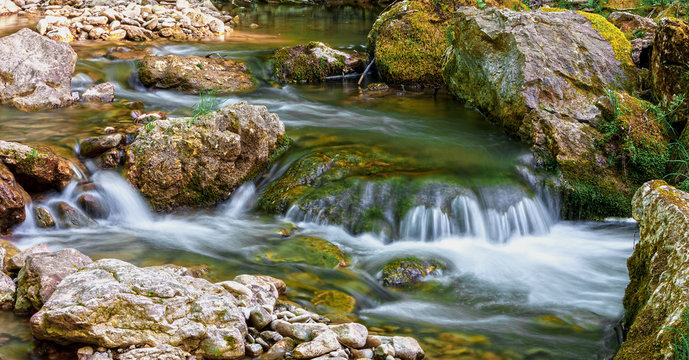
650 93 686 137
663 309 689 360
187 88 219 128
632 29 645 39
477 0 487 8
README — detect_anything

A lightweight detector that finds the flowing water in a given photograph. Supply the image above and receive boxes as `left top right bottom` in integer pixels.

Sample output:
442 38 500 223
0 5 637 360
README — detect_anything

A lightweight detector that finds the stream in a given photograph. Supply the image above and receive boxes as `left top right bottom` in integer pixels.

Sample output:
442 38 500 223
0 4 637 360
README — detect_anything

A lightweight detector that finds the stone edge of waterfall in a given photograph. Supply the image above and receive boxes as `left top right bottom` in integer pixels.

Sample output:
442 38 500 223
615 180 689 359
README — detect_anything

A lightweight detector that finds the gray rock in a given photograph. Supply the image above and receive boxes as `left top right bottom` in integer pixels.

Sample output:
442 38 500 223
370 336 424 360
15 248 93 313
249 305 273 330
329 323 368 348
30 259 247 359
119 344 191 360
82 82 115 102
261 338 295 360
0 28 76 111
245 343 263 357
292 329 341 359
55 201 97 228
7 244 50 272
0 272 15 310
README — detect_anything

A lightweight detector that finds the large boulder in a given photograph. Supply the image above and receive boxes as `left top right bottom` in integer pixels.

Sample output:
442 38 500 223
0 162 29 233
651 17 689 105
30 259 248 359
442 8 661 219
616 180 689 359
0 28 76 111
137 55 255 94
124 102 287 210
272 42 365 83
15 248 93 313
366 0 524 89
0 141 75 192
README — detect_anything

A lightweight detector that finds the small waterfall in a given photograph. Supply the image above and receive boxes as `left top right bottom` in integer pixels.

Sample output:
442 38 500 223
399 206 453 242
222 183 257 218
92 171 153 224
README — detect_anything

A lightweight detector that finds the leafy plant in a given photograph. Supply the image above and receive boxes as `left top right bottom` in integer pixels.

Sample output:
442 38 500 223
650 93 686 137
187 88 219 128
663 309 689 360
632 29 645 39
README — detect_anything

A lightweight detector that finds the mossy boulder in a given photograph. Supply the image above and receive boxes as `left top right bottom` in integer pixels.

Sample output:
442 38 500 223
615 180 689 359
138 54 256 94
608 12 657 68
380 257 444 288
366 0 525 89
0 141 76 193
124 102 287 210
651 17 689 108
443 7 653 219
260 236 350 268
272 42 365 83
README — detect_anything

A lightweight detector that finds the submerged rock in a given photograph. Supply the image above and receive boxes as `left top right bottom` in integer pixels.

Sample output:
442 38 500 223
0 163 28 233
0 28 76 111
15 248 93 313
124 102 287 210
81 82 115 103
380 257 444 288
0 141 75 192
137 55 255 94
651 17 689 105
260 236 350 268
30 259 248 359
616 180 689 359
272 42 365 83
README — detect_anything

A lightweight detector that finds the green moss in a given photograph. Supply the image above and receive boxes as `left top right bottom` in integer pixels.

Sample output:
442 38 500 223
311 289 356 314
260 236 351 268
577 11 634 67
380 256 445 288
272 42 350 83
561 179 631 219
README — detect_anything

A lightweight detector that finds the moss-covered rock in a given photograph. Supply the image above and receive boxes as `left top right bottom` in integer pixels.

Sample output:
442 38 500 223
651 17 689 107
138 54 256 94
260 236 350 268
272 42 365 83
124 102 287 210
367 0 525 89
615 180 689 359
0 141 76 193
379 257 444 288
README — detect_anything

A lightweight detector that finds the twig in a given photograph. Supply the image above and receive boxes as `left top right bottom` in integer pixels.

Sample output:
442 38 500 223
358 57 376 86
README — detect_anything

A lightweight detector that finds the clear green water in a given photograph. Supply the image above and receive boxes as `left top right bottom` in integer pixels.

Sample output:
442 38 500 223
0 5 636 360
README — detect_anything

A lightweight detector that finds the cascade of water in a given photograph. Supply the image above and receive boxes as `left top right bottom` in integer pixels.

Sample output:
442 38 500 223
92 171 153 224
222 183 257 218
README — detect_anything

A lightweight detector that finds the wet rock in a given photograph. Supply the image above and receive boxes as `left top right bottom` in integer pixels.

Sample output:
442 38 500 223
329 323 368 348
30 259 247 358
389 336 425 360
77 193 110 219
119 344 191 360
121 24 155 41
0 163 28 233
7 243 50 273
616 180 689 359
272 42 365 83
55 201 98 228
0 271 15 310
249 305 273 330
138 55 255 94
33 206 56 229
651 17 689 106
106 46 152 60
81 82 115 103
380 257 444 288
124 102 286 210
15 248 93 313
0 141 75 192
0 28 76 111
79 134 124 158
261 338 296 360
97 148 123 169
260 236 350 268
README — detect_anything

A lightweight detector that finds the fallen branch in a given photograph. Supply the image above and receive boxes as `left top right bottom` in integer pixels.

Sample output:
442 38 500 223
358 56 376 86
